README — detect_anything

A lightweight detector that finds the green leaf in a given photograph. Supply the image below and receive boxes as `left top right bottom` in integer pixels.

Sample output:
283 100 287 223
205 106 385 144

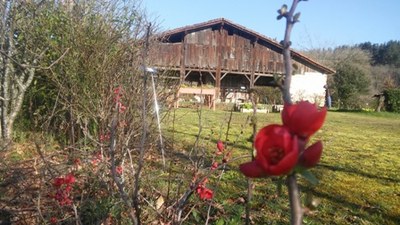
192 209 200 222
300 170 319 185
216 218 225 225
293 12 301 23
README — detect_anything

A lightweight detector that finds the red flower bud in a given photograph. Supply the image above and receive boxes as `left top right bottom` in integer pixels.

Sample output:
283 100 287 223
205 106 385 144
64 185 72 193
196 186 213 200
116 166 123 175
74 158 81 165
53 177 64 187
211 162 218 170
50 217 58 224
216 140 224 152
240 125 298 177
299 141 323 168
282 101 327 138
239 160 267 178
64 173 76 184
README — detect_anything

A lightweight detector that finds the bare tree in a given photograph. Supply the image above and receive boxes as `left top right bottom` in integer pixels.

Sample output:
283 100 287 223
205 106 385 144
0 1 60 143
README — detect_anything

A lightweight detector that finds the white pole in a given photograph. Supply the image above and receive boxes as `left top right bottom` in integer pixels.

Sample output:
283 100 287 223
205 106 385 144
150 73 165 167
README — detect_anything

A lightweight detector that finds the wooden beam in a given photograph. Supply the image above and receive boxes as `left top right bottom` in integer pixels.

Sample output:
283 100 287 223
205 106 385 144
250 38 258 88
220 72 229 80
180 31 187 83
184 70 192 79
244 74 251 82
208 71 216 80
215 24 224 99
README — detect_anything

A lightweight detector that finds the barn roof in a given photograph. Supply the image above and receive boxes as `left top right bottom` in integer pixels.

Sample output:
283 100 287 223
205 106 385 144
159 18 335 74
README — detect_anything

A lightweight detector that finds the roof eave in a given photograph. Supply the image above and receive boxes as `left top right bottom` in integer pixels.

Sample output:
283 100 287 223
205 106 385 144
158 18 335 74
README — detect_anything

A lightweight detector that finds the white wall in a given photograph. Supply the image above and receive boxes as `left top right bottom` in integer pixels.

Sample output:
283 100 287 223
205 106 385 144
290 72 327 106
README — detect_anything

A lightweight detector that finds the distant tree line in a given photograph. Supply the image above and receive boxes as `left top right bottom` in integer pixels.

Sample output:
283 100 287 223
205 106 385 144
305 40 400 111
358 41 400 67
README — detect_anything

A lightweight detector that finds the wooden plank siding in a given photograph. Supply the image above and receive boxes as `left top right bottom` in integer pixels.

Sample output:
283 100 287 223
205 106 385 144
150 18 334 106
152 28 306 76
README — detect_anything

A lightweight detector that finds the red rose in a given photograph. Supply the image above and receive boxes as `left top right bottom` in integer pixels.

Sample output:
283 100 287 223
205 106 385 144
282 101 327 138
299 141 323 168
240 125 298 177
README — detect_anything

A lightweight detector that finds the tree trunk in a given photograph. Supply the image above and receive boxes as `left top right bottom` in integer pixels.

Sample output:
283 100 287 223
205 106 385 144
0 1 38 143
375 95 384 112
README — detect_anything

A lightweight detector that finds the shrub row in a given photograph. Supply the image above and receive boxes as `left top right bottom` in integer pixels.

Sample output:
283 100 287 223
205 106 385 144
384 88 400 113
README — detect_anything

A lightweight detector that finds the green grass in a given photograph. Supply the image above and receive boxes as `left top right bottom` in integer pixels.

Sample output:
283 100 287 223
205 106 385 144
162 108 400 225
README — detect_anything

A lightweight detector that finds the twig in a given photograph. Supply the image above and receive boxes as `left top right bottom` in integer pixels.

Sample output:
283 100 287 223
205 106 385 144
109 113 133 213
36 188 45 223
133 23 152 225
189 69 204 165
34 141 58 177
280 0 304 224
72 204 82 225
245 91 258 225
281 0 303 105
287 174 302 225
205 164 226 225
42 48 70 70
224 107 234 141
179 203 199 224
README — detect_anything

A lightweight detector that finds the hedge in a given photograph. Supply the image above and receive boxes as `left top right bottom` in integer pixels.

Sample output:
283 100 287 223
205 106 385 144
384 88 400 113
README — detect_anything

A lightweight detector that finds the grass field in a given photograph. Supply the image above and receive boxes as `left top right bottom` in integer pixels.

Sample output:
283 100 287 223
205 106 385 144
162 108 400 225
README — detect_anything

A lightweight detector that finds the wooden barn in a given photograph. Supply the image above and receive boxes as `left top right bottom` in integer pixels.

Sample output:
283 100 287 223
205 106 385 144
150 18 334 108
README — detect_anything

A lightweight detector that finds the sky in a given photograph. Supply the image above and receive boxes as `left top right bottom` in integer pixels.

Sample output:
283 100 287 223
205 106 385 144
143 0 400 50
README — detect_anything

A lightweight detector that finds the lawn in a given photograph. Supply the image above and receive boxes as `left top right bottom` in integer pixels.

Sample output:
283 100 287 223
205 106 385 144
162 108 400 225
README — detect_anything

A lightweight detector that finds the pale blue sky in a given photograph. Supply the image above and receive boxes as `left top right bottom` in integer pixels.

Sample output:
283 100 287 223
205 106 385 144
143 0 400 50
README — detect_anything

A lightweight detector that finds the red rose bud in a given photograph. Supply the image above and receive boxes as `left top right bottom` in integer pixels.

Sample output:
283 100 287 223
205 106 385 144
300 141 323 168
282 101 327 139
240 125 298 177
217 140 224 152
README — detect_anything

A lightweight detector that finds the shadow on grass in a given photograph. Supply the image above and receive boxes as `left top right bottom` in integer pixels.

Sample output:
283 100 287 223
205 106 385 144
301 186 400 225
165 129 253 151
308 163 400 224
318 163 400 183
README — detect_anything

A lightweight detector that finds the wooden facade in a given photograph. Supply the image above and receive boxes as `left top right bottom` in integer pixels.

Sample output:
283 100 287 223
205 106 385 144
150 18 334 105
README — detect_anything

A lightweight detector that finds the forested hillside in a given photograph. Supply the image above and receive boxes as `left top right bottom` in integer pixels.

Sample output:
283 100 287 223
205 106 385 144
304 41 400 110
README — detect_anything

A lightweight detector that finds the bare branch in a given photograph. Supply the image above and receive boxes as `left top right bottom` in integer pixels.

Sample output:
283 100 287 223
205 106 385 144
41 48 70 70
279 0 305 224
